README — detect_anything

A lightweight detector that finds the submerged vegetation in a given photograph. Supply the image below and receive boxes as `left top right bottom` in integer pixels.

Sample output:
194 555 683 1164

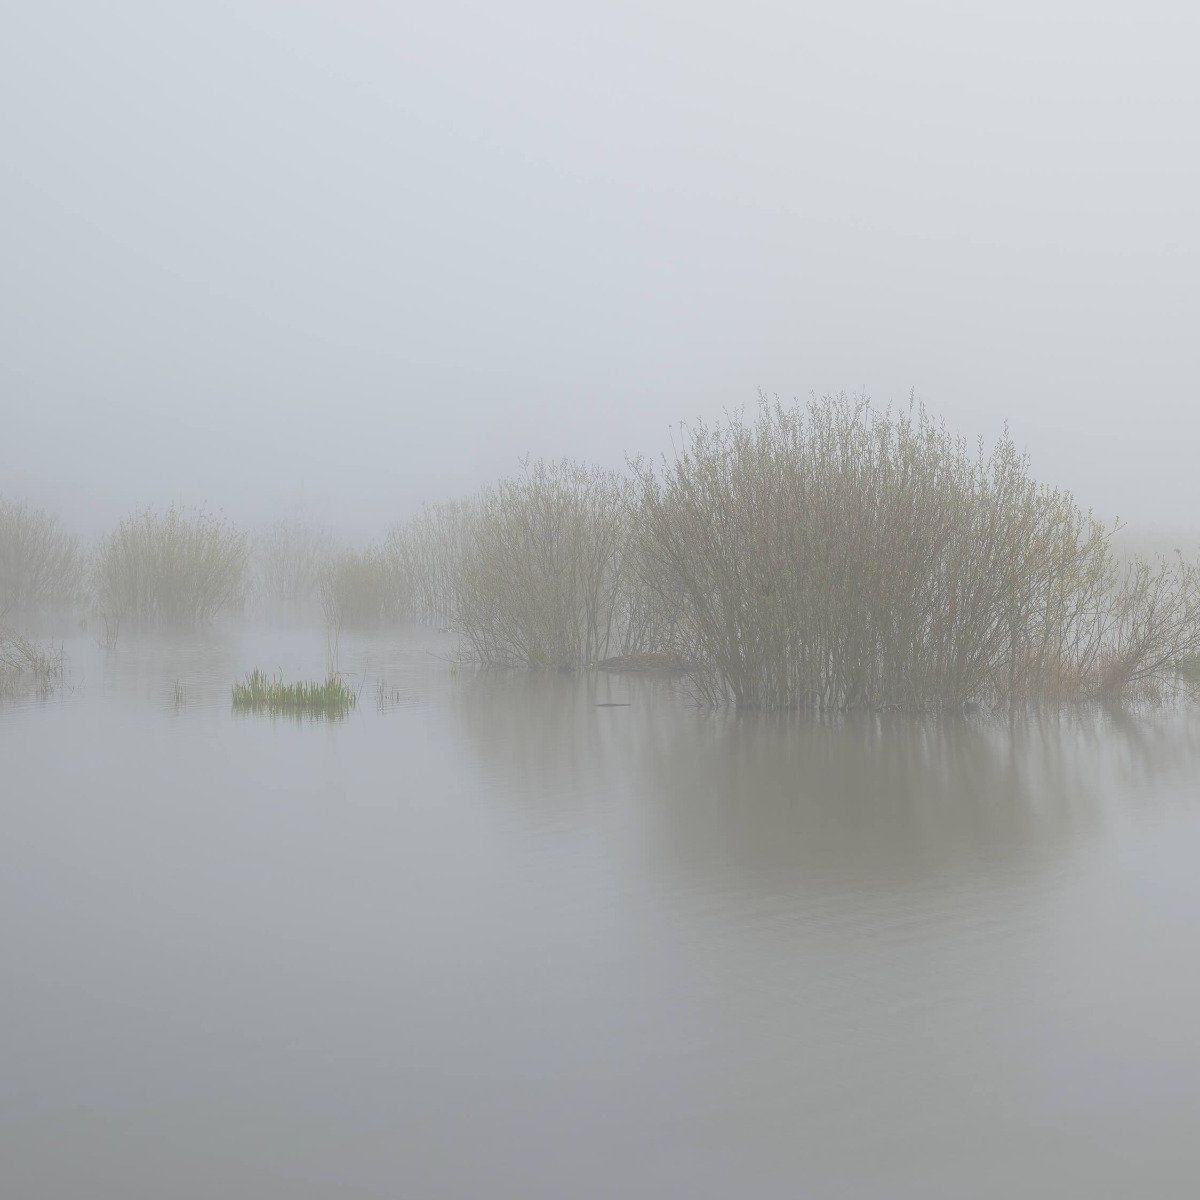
0 628 65 699
7 394 1200 712
231 669 357 717
95 506 247 628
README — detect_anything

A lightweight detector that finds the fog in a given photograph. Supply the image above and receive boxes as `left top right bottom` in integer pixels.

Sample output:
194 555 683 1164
8 9 1200 1195
4 1 1197 537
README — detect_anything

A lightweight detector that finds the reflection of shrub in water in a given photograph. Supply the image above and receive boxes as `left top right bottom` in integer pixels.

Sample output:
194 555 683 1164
620 704 1200 893
94 506 247 629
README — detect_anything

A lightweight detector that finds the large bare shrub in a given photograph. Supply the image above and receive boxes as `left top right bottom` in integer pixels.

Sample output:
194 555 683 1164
633 395 1200 710
94 506 247 627
0 498 81 617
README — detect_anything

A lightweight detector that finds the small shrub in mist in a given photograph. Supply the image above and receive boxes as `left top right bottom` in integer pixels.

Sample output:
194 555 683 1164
633 394 1200 710
318 546 403 629
0 498 81 617
450 459 656 670
384 500 474 627
94 506 247 628
252 516 337 609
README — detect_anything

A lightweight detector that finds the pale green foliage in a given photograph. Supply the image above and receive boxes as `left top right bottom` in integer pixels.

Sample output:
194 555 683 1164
94 506 247 627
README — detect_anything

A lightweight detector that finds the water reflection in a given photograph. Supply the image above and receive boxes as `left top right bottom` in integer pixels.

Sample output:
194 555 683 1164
452 672 1200 885
4 632 1200 1198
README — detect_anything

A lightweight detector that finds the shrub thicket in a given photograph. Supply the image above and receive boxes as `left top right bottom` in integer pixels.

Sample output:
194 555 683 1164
450 460 646 669
94 506 247 627
633 395 1200 709
0 498 81 617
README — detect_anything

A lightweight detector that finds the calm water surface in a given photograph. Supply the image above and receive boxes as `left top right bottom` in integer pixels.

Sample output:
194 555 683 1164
4 627 1200 1198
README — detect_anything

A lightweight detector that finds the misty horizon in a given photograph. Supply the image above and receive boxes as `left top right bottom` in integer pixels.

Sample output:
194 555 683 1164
6 5 1200 1198
5 2 1198 537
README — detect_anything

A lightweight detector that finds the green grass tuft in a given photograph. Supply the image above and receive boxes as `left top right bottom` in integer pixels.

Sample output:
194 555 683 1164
231 669 357 718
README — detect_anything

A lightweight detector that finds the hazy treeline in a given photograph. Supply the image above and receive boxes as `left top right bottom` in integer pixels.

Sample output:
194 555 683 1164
4 395 1199 710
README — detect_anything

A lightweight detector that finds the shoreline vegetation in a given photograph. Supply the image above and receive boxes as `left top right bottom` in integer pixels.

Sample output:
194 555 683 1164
5 396 1200 712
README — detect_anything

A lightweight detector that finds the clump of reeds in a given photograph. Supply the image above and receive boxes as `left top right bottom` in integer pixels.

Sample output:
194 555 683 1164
450 459 656 670
632 394 1200 710
0 628 65 698
252 516 337 608
0 497 81 617
94 505 247 628
231 669 357 717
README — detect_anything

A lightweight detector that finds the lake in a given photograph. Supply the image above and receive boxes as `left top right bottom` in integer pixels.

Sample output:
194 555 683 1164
4 626 1200 1197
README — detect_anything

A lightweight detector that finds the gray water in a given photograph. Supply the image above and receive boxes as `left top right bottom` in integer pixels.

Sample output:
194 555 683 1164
4 628 1200 1198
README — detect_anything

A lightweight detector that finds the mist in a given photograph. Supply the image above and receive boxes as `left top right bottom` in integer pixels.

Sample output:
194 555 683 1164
4 1 1198 537
6 6 1200 1199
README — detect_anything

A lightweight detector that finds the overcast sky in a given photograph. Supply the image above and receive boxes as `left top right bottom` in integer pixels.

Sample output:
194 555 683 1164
3 1 1198 537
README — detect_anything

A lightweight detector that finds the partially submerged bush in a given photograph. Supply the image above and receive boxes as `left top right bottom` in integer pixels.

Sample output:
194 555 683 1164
252 516 337 608
634 395 1200 710
452 459 650 669
0 498 81 617
232 669 356 717
94 506 247 627
0 628 64 698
